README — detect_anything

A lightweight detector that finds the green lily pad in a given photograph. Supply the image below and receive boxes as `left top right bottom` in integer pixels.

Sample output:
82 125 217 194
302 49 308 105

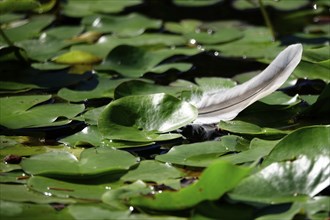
0 15 55 43
131 160 250 210
264 125 330 165
255 197 330 220
195 77 237 92
229 155 330 204
58 76 128 102
0 171 28 184
96 45 198 77
218 120 288 136
303 46 330 63
27 176 115 200
173 0 223 7
114 79 190 99
71 33 187 59
0 200 74 220
259 92 300 106
156 135 249 167
219 138 279 165
165 20 201 34
233 0 309 10
121 160 183 183
21 147 138 177
53 50 101 64
31 62 69 70
0 184 76 204
63 0 142 17
44 26 84 40
294 60 330 82
0 0 40 14
59 126 154 148
0 95 84 129
82 13 161 37
98 93 197 142
184 28 243 45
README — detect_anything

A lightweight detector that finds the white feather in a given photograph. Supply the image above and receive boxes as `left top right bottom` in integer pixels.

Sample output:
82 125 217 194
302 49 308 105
192 44 303 124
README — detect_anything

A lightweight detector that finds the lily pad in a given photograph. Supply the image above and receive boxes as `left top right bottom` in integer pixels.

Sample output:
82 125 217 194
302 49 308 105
96 45 198 77
156 135 249 167
264 125 330 165
58 76 128 102
82 13 161 37
0 184 75 204
27 176 115 200
63 0 142 17
218 120 288 136
184 28 243 45
53 50 101 64
0 15 55 43
121 160 183 183
0 200 74 220
229 155 330 204
21 147 138 177
0 95 84 129
131 160 250 210
98 93 197 142
173 0 223 7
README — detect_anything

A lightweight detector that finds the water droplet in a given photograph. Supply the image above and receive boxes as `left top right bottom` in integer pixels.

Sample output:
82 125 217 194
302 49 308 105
207 29 214 34
189 39 197 45
44 192 52 196
129 206 134 212
92 17 101 27
165 162 172 166
225 147 229 151
214 51 219 56
170 46 176 49
313 4 318 10
197 45 205 51
105 186 111 190
242 55 247 59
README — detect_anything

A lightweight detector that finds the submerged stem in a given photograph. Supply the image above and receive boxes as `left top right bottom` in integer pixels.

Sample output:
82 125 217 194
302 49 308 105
258 0 276 41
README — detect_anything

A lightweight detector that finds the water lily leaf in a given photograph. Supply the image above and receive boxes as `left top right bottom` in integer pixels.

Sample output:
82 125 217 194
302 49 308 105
71 33 187 59
294 60 330 82
150 63 193 73
0 200 74 220
219 138 279 165
173 0 223 7
31 62 69 70
0 171 28 184
303 46 330 63
0 184 75 204
63 0 142 17
263 125 330 165
255 197 330 220
156 135 249 167
184 28 243 44
233 0 309 10
58 76 128 102
131 160 250 210
53 50 102 64
98 93 197 142
97 45 198 77
80 106 106 125
114 79 190 99
0 95 85 129
27 176 115 200
17 36 74 62
82 13 161 37
195 77 237 92
121 160 183 183
21 147 138 177
218 120 288 136
44 26 84 40
259 92 300 106
0 15 55 43
0 13 25 24
0 0 40 14
165 20 201 34
229 155 330 204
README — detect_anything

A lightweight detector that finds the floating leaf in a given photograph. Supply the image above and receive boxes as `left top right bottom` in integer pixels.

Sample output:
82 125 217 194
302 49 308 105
82 13 161 37
21 147 137 177
156 135 249 167
0 0 40 14
53 50 101 64
0 200 74 220
44 26 84 40
229 155 330 204
0 95 84 129
131 160 250 210
0 15 55 43
27 176 116 200
98 93 197 142
63 0 142 17
121 160 183 183
264 125 330 165
173 0 223 7
58 76 128 102
165 20 201 34
96 45 198 77
0 184 75 204
184 28 242 44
